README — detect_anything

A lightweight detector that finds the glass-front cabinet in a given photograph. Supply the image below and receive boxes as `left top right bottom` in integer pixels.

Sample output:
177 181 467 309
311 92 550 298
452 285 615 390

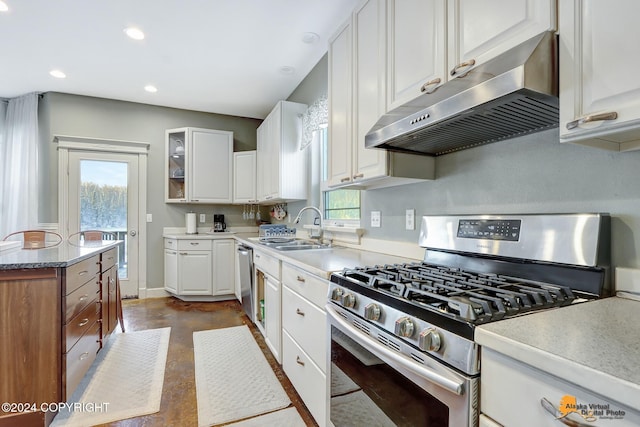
167 129 187 201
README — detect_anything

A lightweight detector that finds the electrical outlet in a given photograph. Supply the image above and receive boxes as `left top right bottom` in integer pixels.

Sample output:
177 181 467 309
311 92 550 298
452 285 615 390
406 209 415 230
146 213 153 223
199 213 206 223
371 211 381 228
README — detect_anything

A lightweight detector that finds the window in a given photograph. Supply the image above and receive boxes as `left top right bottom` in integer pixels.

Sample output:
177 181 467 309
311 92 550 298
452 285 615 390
318 127 361 223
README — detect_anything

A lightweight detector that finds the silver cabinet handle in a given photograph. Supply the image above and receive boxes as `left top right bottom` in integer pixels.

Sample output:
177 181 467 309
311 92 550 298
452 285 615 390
296 356 305 366
352 173 364 179
190 242 199 246
78 294 89 302
450 59 476 77
540 398 593 426
78 270 89 276
566 112 618 130
420 77 442 94
78 318 89 327
79 352 89 361
296 308 305 316
296 275 305 283
179 252 188 255
340 177 351 183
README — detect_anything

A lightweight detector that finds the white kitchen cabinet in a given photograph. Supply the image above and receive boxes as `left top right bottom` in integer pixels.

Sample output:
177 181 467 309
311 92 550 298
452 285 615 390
281 262 329 426
559 0 640 151
386 0 447 111
165 127 234 203
253 249 282 362
211 239 234 296
232 150 257 204
481 348 640 427
256 100 308 203
164 237 236 301
327 0 435 190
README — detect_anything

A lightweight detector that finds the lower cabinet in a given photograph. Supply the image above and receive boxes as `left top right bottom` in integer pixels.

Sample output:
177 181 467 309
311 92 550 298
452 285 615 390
281 262 329 426
163 237 236 301
254 249 282 363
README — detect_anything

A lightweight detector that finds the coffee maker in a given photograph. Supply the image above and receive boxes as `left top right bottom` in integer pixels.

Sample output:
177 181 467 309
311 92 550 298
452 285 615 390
213 214 226 232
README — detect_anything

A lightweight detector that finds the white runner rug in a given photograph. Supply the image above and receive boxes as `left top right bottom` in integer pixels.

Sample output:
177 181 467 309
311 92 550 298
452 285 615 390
51 327 171 427
226 408 306 427
331 390 395 427
193 325 291 427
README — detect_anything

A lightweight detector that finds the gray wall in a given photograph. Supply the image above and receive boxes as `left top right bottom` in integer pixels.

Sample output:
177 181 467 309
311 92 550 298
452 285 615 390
39 92 262 289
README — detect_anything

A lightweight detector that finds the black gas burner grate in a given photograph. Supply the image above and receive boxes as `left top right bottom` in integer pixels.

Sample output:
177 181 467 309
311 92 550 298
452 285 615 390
338 262 577 323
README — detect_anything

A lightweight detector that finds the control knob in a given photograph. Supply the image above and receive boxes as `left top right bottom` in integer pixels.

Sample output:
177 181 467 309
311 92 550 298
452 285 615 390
330 288 344 302
363 303 381 321
394 317 415 338
418 328 442 352
342 293 357 308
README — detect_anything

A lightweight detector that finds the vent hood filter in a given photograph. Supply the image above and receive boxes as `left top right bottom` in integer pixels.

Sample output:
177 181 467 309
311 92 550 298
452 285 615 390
366 32 559 156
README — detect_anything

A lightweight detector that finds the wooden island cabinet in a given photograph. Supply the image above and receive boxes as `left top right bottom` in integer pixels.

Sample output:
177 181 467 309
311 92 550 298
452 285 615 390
0 242 121 427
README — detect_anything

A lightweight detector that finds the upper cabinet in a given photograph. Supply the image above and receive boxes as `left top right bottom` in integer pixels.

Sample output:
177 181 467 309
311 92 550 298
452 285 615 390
256 101 308 203
559 0 640 151
387 0 555 110
327 0 434 190
233 150 258 204
165 127 233 204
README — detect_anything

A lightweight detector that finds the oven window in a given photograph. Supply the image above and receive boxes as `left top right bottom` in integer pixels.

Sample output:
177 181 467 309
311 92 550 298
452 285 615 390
330 326 449 426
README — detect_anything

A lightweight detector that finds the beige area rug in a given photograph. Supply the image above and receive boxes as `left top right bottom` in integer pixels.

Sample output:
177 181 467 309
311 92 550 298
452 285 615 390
331 390 395 427
51 327 171 427
193 325 291 427
226 408 306 426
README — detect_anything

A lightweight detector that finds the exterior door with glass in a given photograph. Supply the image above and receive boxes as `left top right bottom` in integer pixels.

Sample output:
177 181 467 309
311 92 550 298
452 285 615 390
67 151 140 297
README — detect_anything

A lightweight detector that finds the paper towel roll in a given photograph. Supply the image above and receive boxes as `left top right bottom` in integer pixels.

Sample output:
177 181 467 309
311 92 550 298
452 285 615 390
186 212 197 234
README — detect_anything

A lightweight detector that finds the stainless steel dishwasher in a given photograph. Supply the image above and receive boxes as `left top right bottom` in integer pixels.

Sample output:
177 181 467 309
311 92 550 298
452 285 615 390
236 244 254 322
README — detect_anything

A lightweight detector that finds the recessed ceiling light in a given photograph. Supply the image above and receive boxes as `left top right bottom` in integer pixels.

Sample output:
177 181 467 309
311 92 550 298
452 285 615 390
124 27 145 40
144 85 158 93
0 1 8 12
279 66 295 75
49 69 66 79
301 32 319 44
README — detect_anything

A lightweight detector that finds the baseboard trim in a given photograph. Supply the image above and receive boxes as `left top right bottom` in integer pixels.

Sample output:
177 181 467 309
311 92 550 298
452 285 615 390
140 287 170 299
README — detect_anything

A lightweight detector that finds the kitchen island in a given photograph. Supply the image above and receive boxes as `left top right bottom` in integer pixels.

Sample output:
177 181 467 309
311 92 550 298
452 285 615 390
0 241 122 427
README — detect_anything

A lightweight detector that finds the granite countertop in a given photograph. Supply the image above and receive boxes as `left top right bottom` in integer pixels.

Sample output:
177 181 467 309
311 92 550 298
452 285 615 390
235 235 419 279
475 296 640 412
0 240 122 270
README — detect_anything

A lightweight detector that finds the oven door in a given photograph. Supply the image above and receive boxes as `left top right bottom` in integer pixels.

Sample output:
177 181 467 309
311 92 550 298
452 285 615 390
327 304 478 427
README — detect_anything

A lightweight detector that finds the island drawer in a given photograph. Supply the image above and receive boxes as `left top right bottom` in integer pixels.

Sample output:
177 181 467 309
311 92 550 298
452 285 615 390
65 278 100 322
64 298 100 353
65 254 100 295
101 247 118 271
65 322 100 398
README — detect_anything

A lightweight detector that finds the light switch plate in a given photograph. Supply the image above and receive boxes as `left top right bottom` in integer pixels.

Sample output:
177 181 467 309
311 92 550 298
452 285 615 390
371 211 381 228
199 214 206 223
406 209 415 230
146 213 153 222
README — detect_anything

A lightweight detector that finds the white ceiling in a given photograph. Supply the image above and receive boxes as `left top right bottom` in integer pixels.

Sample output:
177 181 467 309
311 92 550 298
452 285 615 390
0 0 358 119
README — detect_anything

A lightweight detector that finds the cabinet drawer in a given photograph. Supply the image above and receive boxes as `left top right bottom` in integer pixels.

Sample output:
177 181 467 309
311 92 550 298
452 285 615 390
254 250 280 279
282 286 327 371
165 238 177 250
65 323 100 399
64 299 100 353
101 247 118 271
282 263 329 308
178 239 212 251
65 255 100 295
282 330 327 427
65 278 100 322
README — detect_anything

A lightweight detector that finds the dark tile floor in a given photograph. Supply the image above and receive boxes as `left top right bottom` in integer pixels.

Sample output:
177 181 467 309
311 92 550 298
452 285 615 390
97 297 317 427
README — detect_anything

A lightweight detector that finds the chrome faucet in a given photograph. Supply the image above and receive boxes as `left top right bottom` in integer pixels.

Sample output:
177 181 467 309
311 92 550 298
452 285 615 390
293 206 323 241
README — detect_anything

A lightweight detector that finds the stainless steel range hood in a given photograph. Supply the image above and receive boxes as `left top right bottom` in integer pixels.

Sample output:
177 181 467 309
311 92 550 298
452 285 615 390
365 31 558 156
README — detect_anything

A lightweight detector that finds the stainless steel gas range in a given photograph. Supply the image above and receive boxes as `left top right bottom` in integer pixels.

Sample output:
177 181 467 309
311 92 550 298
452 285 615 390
327 214 610 427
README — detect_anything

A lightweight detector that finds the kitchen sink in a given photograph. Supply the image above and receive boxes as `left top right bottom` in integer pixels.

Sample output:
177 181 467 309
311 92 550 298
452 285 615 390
274 243 331 251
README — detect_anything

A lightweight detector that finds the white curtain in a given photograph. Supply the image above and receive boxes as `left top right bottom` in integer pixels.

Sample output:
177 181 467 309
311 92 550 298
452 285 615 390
0 93 39 237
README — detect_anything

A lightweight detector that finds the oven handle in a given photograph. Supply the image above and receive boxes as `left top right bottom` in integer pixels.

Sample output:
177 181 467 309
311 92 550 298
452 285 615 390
326 305 465 396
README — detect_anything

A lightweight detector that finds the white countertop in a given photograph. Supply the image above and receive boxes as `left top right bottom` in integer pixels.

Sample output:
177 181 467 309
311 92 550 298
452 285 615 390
475 296 640 411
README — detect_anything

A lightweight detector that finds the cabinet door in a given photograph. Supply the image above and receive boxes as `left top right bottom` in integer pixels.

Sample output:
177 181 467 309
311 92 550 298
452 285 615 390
328 19 354 187
447 0 555 77
266 104 282 200
166 129 187 203
164 248 178 294
256 121 268 201
178 251 213 295
106 266 118 335
189 129 233 203
354 0 388 182
233 151 257 203
264 274 281 363
387 0 447 110
212 239 235 296
559 0 640 149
